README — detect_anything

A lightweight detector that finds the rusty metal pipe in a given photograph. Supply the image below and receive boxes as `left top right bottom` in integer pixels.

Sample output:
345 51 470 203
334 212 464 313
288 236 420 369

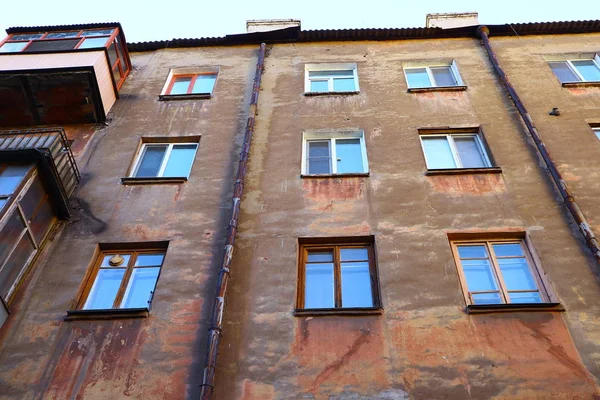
199 43 267 399
476 26 600 262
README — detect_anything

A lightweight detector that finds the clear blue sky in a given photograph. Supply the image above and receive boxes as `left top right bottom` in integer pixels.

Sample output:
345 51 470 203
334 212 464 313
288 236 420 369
1 0 599 43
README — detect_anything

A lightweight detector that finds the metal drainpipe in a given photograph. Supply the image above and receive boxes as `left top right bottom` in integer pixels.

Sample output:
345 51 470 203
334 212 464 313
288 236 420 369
199 42 267 399
476 26 600 263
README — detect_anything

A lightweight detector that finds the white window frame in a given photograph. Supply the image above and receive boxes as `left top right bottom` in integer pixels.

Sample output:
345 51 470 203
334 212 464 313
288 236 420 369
404 60 464 89
130 142 199 178
304 63 359 94
301 130 369 175
419 133 492 170
547 54 600 83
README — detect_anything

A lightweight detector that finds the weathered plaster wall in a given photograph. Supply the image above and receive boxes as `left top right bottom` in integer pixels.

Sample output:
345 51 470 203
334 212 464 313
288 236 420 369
0 45 257 399
215 37 600 399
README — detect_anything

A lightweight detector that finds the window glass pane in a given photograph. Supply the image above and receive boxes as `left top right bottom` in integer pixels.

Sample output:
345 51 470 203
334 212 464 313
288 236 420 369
134 145 167 177
45 31 80 39
341 261 373 307
509 292 542 304
0 233 35 298
81 29 114 37
135 253 165 267
24 39 80 52
305 262 334 308
20 175 45 220
594 129 600 140
457 245 487 259
307 141 331 174
100 254 131 267
572 60 600 82
120 267 160 309
340 247 369 261
309 70 354 78
29 199 54 243
309 80 329 92
191 75 217 94
0 42 28 52
421 137 456 169
112 64 122 84
0 199 6 210
405 68 432 88
549 61 579 83
170 77 192 95
0 210 26 263
492 243 524 257
335 139 363 173
78 37 108 49
163 144 197 177
0 165 30 195
307 251 333 262
9 34 43 40
83 268 125 310
431 66 457 86
332 78 356 92
454 136 487 168
107 41 118 67
461 259 499 292
497 258 537 291
472 292 502 305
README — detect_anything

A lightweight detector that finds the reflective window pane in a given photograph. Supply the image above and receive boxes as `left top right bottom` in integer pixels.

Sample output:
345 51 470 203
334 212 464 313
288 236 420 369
0 42 28 53
406 68 431 88
594 128 600 140
120 267 160 309
100 254 131 267
78 37 109 49
191 75 217 94
454 136 487 168
307 142 331 174
332 78 356 92
340 248 369 261
431 66 457 86
135 145 167 177
107 42 118 67
421 137 456 169
457 245 487 259
461 259 498 292
0 233 35 298
170 77 192 95
492 243 524 258
309 70 353 78
0 199 6 210
307 251 333 263
9 34 43 40
497 258 537 291
0 210 26 264
45 31 80 39
472 292 502 305
0 165 30 195
549 61 579 83
572 60 600 82
20 175 45 219
24 39 80 52
310 80 328 92
509 292 542 304
81 29 115 36
135 253 165 267
83 268 125 309
335 139 363 173
163 144 197 177
29 199 55 243
341 261 373 307
304 262 334 308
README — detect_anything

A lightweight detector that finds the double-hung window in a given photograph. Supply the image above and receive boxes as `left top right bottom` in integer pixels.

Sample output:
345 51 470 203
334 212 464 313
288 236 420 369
297 238 381 312
450 238 553 306
548 55 600 84
404 61 464 90
419 132 492 170
130 141 199 179
305 63 359 94
302 131 368 175
77 247 166 311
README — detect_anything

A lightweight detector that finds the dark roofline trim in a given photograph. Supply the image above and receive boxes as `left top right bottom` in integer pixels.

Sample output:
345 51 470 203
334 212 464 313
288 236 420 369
126 20 600 52
6 22 122 34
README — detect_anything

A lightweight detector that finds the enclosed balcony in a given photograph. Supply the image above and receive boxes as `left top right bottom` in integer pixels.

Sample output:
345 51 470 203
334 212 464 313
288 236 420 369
0 23 131 127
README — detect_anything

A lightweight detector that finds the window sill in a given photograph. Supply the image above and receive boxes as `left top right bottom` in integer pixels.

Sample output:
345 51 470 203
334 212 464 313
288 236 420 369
408 85 467 93
304 91 360 97
301 172 369 179
294 307 383 316
425 167 502 176
561 81 600 88
466 303 564 314
121 177 188 185
159 93 212 101
65 308 150 320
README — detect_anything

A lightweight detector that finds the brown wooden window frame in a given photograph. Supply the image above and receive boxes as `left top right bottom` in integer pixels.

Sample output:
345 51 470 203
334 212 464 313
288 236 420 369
67 242 168 320
295 237 382 316
449 234 561 313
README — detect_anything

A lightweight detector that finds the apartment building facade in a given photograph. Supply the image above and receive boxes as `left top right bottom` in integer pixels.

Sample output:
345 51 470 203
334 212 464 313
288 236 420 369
0 15 600 400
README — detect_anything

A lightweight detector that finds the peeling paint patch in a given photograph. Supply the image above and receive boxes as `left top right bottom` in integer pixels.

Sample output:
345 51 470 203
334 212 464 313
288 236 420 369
428 173 506 195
